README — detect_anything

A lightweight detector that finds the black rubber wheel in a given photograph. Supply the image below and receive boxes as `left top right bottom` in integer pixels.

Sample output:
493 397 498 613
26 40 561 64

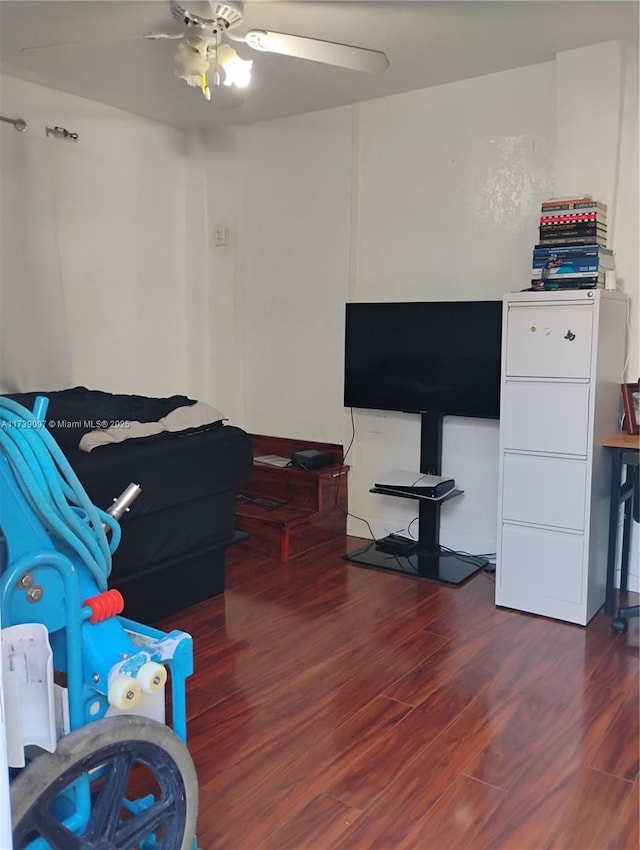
611 617 629 634
11 715 198 850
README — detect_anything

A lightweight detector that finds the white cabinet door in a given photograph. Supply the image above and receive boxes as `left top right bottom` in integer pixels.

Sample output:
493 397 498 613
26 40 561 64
501 382 590 456
502 453 588 531
506 305 593 379
498 523 585 611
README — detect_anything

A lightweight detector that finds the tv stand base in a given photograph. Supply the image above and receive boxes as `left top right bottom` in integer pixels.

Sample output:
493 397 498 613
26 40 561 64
344 542 487 585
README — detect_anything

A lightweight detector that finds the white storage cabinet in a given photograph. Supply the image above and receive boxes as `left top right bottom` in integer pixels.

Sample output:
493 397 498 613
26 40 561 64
496 289 628 625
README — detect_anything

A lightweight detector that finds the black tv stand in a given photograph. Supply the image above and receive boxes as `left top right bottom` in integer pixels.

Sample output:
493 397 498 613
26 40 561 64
344 413 487 585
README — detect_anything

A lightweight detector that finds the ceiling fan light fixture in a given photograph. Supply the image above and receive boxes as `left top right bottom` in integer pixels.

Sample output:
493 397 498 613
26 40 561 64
217 43 252 88
174 38 211 82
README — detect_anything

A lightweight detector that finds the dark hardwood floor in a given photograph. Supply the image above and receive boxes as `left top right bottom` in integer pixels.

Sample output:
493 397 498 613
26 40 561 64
158 536 639 850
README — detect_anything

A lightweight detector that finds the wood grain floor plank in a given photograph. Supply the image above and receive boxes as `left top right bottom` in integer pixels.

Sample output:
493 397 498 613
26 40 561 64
470 684 631 850
589 639 640 697
187 798 236 850
192 594 364 700
397 774 506 850
196 784 309 850
261 794 363 850
196 676 398 804
320 691 462 811
369 595 448 646
418 572 518 639
555 769 636 850
330 685 519 849
605 778 639 850
170 537 639 850
383 609 537 707
188 688 316 774
473 769 634 850
304 627 450 723
239 694 414 811
182 682 233 721
590 690 640 781
209 697 411 846
488 619 599 708
461 689 573 791
323 620 539 812
462 674 624 795
198 657 428 809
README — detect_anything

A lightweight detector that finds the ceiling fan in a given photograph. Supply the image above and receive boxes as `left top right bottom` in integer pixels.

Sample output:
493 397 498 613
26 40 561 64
22 1 390 102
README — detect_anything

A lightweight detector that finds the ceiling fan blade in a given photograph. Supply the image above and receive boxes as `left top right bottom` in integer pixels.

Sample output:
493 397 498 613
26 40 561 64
20 33 183 53
239 30 389 73
146 33 186 41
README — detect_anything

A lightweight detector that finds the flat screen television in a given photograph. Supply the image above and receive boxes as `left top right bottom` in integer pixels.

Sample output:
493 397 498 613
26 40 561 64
343 300 503 419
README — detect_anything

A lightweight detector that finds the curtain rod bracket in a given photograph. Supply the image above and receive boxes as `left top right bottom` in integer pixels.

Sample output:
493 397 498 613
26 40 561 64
46 125 79 142
0 115 27 132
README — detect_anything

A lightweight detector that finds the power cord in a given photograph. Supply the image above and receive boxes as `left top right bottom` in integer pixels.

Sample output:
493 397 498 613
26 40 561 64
236 492 284 512
386 519 494 574
342 407 356 466
280 466 316 512
438 544 493 569
238 460 320 514
440 544 496 581
333 407 376 540
275 463 297 510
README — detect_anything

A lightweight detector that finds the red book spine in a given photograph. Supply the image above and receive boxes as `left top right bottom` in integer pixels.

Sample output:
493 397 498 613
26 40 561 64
540 213 599 224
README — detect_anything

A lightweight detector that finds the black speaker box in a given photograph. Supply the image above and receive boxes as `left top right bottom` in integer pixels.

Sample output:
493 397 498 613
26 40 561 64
291 449 334 470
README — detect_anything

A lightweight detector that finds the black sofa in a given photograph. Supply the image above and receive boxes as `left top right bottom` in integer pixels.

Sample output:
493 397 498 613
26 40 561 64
4 387 253 622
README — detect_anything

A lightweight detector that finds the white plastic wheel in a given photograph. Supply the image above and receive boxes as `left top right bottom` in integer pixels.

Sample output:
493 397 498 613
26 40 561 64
137 661 167 694
107 674 141 709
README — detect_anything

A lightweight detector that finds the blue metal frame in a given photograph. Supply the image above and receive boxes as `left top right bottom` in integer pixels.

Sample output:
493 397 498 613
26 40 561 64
1 396 195 847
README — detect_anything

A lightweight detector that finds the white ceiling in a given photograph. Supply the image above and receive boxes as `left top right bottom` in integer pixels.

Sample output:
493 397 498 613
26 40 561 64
0 1 638 129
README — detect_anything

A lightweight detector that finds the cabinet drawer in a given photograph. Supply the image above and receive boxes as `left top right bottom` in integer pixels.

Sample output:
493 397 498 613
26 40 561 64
506 304 593 378
498 523 584 605
502 453 587 530
501 382 590 455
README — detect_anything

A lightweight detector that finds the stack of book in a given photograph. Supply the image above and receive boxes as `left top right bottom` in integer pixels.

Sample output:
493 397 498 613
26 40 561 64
531 196 613 289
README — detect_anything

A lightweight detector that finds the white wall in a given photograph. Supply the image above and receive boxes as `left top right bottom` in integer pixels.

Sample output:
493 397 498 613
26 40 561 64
231 61 557 557
0 119 72 393
0 74 189 397
349 62 556 553
615 44 639 384
203 126 246 424
554 41 638 380
233 107 353 440
230 44 637 581
616 45 639 590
